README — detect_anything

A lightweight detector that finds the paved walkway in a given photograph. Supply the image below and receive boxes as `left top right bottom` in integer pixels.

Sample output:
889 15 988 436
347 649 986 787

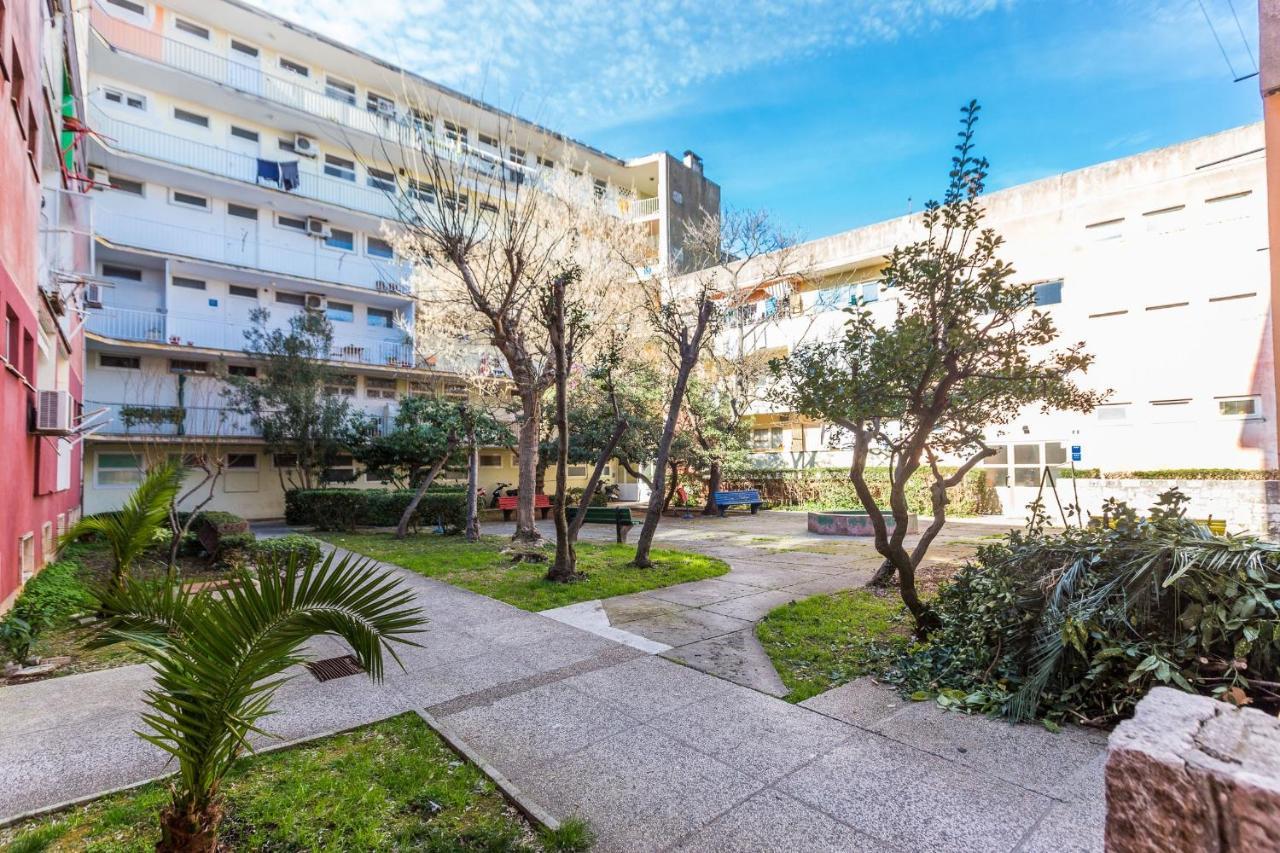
0 515 1105 851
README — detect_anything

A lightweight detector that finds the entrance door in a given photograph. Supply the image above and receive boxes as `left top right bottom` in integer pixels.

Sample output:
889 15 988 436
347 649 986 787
982 440 1069 518
227 38 263 95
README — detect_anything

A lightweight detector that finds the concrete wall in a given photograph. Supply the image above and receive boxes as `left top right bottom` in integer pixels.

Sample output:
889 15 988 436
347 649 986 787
1065 478 1280 539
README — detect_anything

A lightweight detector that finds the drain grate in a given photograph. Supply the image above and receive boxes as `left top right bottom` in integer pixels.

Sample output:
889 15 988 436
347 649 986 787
305 654 365 682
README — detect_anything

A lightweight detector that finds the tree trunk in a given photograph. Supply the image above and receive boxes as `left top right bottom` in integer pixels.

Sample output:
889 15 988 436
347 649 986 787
661 462 680 512
512 394 543 545
395 440 457 539
465 428 480 542
701 460 722 516
547 275 578 582
157 797 223 853
568 417 627 544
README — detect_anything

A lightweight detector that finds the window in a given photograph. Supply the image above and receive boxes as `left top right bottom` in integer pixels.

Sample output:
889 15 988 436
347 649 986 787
1084 217 1124 241
106 0 145 13
479 201 498 214
860 282 879 304
230 125 259 142
173 107 209 128
100 354 140 369
229 285 257 298
97 452 143 487
367 92 395 115
367 236 395 259
1218 396 1261 418
325 76 356 105
104 88 146 110
443 120 465 143
277 137 296 153
324 375 356 397
170 359 209 373
171 190 208 209
323 154 355 182
509 148 526 165
537 155 554 169
1033 280 1063 306
323 454 356 483
480 453 503 467
230 40 258 58
174 18 209 38
109 176 144 195
367 307 395 328
752 427 783 450
278 57 309 77
325 301 354 322
366 377 397 399
367 167 395 191
102 264 142 281
228 203 257 220
10 53 24 138
408 381 432 398
276 291 305 306
172 276 206 290
408 179 434 202
593 178 607 198
477 132 497 147
277 214 307 231
324 228 354 251
567 466 587 477
227 364 257 377
443 191 467 212
226 453 257 469
273 453 298 468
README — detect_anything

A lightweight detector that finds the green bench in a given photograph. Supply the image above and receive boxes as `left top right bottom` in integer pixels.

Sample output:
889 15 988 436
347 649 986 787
566 506 634 543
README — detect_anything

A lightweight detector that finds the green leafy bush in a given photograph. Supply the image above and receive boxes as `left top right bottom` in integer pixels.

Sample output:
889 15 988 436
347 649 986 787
885 489 1280 725
214 532 257 568
0 616 35 664
721 466 1001 515
254 534 323 565
191 511 251 556
286 489 467 532
1059 468 1278 481
8 553 94 630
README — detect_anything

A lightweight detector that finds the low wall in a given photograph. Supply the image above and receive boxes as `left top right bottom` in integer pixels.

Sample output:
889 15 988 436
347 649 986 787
1106 687 1280 852
1064 478 1280 539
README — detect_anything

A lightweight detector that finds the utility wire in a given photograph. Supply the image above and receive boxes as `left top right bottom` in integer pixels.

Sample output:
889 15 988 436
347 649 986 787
1224 0 1258 72
1198 0 1240 80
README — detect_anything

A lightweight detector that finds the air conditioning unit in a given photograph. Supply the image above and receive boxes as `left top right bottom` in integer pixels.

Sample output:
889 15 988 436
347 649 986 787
374 101 396 118
293 134 317 157
83 282 104 308
305 217 331 238
89 167 109 191
35 390 74 434
304 293 326 312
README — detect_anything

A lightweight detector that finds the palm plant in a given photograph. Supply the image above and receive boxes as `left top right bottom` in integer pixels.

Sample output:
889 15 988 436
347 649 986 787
62 461 182 591
90 549 424 853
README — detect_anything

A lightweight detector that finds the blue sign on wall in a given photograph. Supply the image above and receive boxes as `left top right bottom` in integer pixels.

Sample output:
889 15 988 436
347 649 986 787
1071 445 1082 462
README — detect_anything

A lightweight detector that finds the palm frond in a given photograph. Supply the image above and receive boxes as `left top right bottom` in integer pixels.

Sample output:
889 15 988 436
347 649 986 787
62 462 182 586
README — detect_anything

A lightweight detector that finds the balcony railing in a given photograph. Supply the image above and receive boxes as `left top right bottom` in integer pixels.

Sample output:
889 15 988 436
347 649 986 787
95 211 412 292
86 305 415 368
87 401 259 438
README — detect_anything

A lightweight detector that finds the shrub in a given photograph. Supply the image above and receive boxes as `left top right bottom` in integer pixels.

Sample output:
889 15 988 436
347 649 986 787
720 466 1001 516
285 489 467 533
254 534 323 565
884 489 1280 726
0 616 35 665
214 532 257 568
1060 468 1278 481
9 552 94 630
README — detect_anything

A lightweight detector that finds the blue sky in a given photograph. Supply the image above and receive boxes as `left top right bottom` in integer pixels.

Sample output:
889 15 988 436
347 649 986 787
255 0 1263 240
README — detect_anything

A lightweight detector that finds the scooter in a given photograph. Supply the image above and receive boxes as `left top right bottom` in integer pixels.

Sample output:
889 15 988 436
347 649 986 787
488 482 515 508
599 480 622 501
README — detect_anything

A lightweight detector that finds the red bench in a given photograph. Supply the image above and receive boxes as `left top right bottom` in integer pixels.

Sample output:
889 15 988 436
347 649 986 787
497 494 552 521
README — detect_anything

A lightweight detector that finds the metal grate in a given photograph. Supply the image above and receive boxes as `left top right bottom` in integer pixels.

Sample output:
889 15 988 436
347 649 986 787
305 654 365 682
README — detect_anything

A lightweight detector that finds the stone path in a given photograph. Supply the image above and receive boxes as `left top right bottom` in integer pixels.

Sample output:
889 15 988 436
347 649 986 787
0 515 1106 851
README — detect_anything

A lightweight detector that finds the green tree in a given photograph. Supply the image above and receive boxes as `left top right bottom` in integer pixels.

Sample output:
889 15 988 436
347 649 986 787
89 549 423 852
226 309 351 490
772 102 1105 634
684 377 753 515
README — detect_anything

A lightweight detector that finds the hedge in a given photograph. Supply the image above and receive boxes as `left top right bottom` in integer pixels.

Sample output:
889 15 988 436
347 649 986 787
255 534 324 565
286 488 467 533
719 466 1002 516
1059 468 1279 481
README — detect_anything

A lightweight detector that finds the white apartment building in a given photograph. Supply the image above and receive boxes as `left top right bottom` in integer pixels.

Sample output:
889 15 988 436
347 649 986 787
80 0 718 516
718 124 1272 515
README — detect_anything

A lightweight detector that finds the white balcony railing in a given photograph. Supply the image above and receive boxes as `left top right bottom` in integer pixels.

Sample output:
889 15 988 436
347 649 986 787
86 305 415 368
87 400 260 438
95 212 412 292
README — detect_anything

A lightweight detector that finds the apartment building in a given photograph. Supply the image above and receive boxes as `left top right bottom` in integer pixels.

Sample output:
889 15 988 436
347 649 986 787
714 124 1272 516
79 0 718 516
0 0 91 610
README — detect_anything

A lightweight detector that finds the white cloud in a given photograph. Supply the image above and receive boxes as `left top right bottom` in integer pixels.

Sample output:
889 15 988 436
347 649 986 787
245 0 1015 133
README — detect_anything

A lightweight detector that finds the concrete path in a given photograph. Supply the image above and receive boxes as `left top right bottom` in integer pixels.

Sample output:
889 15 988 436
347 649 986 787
0 516 1105 851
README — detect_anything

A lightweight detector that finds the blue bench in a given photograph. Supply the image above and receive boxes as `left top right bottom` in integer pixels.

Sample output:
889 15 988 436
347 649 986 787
713 489 763 517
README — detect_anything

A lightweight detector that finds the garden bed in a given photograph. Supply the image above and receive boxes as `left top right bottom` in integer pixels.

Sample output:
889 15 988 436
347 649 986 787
0 713 591 852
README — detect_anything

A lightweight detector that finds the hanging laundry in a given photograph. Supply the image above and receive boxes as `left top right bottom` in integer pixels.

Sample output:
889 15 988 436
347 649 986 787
255 158 280 186
280 161 300 191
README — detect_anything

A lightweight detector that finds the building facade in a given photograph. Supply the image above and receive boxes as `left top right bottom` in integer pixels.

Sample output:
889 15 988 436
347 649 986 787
1 0 91 611
716 124 1272 515
80 0 717 517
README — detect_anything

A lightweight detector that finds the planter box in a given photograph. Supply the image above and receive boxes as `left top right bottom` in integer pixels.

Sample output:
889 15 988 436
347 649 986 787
807 511 919 537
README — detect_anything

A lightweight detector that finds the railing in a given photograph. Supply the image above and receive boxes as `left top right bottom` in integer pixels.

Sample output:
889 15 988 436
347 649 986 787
86 305 415 368
95 211 411 292
621 196 660 218
87 400 259 437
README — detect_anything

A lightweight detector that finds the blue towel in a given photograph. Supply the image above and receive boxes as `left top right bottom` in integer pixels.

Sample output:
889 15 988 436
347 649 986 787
255 158 279 185
280 161 300 191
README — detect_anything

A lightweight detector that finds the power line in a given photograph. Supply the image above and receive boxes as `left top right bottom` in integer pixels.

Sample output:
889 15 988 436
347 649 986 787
1224 0 1258 73
1198 0 1240 81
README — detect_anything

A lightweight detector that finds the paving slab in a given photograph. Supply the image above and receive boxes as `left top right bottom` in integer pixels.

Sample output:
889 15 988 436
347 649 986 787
702 588 805 621
558 655 730 721
647 578 766 608
599 592 686 625
669 788 898 852
660 628 788 696
540 600 672 653
1015 754 1107 853
798 677 908 728
621 608 752 647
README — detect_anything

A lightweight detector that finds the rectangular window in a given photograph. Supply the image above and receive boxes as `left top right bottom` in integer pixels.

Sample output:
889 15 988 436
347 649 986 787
367 92 395 114
228 203 257 220
104 88 145 110
410 109 432 133
477 132 497 147
367 167 395 191
480 453 503 467
174 18 209 38
1218 396 1261 418
325 76 356 105
171 190 208 209
106 0 146 13
97 452 143 487
277 214 307 231
323 154 355 182
860 282 879 304
1033 280 1063 306
227 364 257 376
272 453 298 468
230 40 258 58
594 178 607 198
752 427 783 450
324 375 356 397
172 276 206 290
169 359 209 373
277 137 296 153
366 377 397 399
102 264 143 281
229 285 257 298
443 120 465 143
509 148 526 165
276 291 305 306
323 454 356 483
367 236 394 259
324 228 354 251
537 155 554 169
230 125 259 142
325 301 354 322
100 354 140 369
173 107 209 128
367 307 395 328
226 452 257 469
479 201 498 214
278 57 309 77
1085 217 1124 241
566 465 587 477
408 179 434 202
109 176 144 195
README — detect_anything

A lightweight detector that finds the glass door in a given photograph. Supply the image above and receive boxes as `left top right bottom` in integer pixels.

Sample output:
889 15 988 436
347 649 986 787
982 440 1068 517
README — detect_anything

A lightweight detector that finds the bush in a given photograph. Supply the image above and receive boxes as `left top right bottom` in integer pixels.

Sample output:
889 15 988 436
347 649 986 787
285 489 467 533
254 534 324 565
9 553 94 630
0 616 36 664
884 489 1280 726
1059 468 1278 481
214 532 257 568
720 466 1001 516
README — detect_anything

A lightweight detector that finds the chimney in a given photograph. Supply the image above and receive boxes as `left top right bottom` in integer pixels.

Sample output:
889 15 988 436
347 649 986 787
682 150 703 174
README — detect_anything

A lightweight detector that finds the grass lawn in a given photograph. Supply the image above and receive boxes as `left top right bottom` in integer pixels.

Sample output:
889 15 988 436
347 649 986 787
0 713 590 853
756 589 914 703
314 532 728 611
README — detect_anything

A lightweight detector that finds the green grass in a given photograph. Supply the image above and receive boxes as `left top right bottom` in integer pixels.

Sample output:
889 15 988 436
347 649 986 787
756 589 914 703
315 532 728 611
0 714 593 852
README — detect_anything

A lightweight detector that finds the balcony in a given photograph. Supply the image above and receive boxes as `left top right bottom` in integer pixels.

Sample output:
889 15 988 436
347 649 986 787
96 212 412 293
86 305 416 368
87 401 259 438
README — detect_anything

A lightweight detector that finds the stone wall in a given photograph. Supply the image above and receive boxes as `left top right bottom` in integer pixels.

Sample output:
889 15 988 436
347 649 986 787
1106 687 1280 852
1066 478 1280 539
